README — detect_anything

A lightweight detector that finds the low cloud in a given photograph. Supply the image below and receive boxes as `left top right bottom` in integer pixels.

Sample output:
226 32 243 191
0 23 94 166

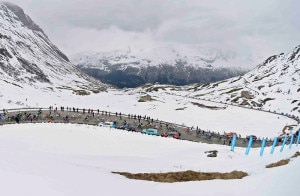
7 0 300 67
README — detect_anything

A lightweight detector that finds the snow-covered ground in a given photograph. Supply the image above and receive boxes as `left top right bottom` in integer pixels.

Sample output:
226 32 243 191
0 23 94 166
1 83 297 139
1 74 299 196
1 2 299 195
0 123 299 196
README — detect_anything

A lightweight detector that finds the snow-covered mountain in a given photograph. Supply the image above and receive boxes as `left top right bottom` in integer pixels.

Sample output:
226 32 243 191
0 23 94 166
138 45 300 117
71 45 253 88
1 3 299 195
0 2 298 120
0 2 103 94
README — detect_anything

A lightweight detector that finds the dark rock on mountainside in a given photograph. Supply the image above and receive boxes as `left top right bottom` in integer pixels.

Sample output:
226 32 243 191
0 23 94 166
79 65 245 88
72 45 250 88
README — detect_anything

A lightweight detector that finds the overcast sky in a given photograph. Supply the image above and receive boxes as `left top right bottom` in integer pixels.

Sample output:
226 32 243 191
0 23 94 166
6 0 300 64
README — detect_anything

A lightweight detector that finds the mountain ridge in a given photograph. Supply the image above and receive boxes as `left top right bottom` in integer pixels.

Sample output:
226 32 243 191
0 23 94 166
71 45 254 87
0 2 103 93
0 2 298 119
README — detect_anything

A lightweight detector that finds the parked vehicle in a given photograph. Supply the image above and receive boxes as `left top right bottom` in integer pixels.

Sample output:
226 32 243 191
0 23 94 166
127 125 136 132
98 121 115 128
119 124 136 131
161 131 180 139
225 132 238 137
246 135 257 141
141 128 159 136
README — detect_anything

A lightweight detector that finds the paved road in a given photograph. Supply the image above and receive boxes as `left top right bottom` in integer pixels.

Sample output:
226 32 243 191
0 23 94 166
0 108 291 149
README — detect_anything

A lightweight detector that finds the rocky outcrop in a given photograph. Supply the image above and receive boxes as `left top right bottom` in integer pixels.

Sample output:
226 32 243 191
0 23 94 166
241 91 254 99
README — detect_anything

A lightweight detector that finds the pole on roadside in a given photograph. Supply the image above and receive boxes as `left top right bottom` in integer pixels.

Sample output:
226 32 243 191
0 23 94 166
245 136 253 155
280 135 288 152
270 137 278 154
260 138 267 157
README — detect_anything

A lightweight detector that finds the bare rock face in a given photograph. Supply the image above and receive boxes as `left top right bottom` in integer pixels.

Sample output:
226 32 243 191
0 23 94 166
241 91 254 99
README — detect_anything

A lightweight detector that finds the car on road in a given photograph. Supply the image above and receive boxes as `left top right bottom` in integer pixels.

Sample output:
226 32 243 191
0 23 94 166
161 131 180 139
98 121 115 128
141 128 159 136
119 124 136 132
225 132 238 137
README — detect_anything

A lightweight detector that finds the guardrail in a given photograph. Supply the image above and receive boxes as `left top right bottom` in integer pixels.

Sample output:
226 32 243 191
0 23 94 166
1 107 299 154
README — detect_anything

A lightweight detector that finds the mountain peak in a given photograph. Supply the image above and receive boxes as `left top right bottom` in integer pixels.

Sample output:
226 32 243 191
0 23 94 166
0 1 103 92
1 2 44 33
0 2 69 62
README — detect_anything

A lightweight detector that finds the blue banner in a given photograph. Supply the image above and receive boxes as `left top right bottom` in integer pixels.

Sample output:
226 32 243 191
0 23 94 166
289 133 294 149
245 136 253 155
280 135 288 153
297 131 300 146
260 139 267 157
231 134 237 151
270 137 278 154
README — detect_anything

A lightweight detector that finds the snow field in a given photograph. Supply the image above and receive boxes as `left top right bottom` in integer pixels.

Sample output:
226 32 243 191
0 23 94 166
0 123 299 196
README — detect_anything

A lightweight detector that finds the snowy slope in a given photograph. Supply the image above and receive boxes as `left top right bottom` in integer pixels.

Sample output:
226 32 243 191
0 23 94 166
0 2 298 136
0 3 299 194
0 84 297 139
0 3 299 195
192 45 300 116
0 123 299 196
0 2 103 91
139 45 300 117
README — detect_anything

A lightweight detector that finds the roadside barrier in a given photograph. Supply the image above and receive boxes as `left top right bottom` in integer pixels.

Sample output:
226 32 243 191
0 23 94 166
237 132 300 156
297 133 300 146
245 136 253 155
260 139 267 157
1 107 299 156
280 135 288 153
270 137 278 154
230 134 237 151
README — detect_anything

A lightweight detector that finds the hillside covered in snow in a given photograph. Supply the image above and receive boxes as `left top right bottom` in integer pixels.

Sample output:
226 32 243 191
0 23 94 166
0 2 299 195
0 1 298 122
138 45 299 118
0 2 104 94
1 122 300 196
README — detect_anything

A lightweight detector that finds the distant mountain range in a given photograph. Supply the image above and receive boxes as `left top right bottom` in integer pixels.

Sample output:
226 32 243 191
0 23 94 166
0 2 299 118
71 45 256 88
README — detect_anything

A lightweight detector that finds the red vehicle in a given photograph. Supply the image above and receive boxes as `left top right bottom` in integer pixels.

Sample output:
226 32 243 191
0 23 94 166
225 132 238 137
161 132 180 139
